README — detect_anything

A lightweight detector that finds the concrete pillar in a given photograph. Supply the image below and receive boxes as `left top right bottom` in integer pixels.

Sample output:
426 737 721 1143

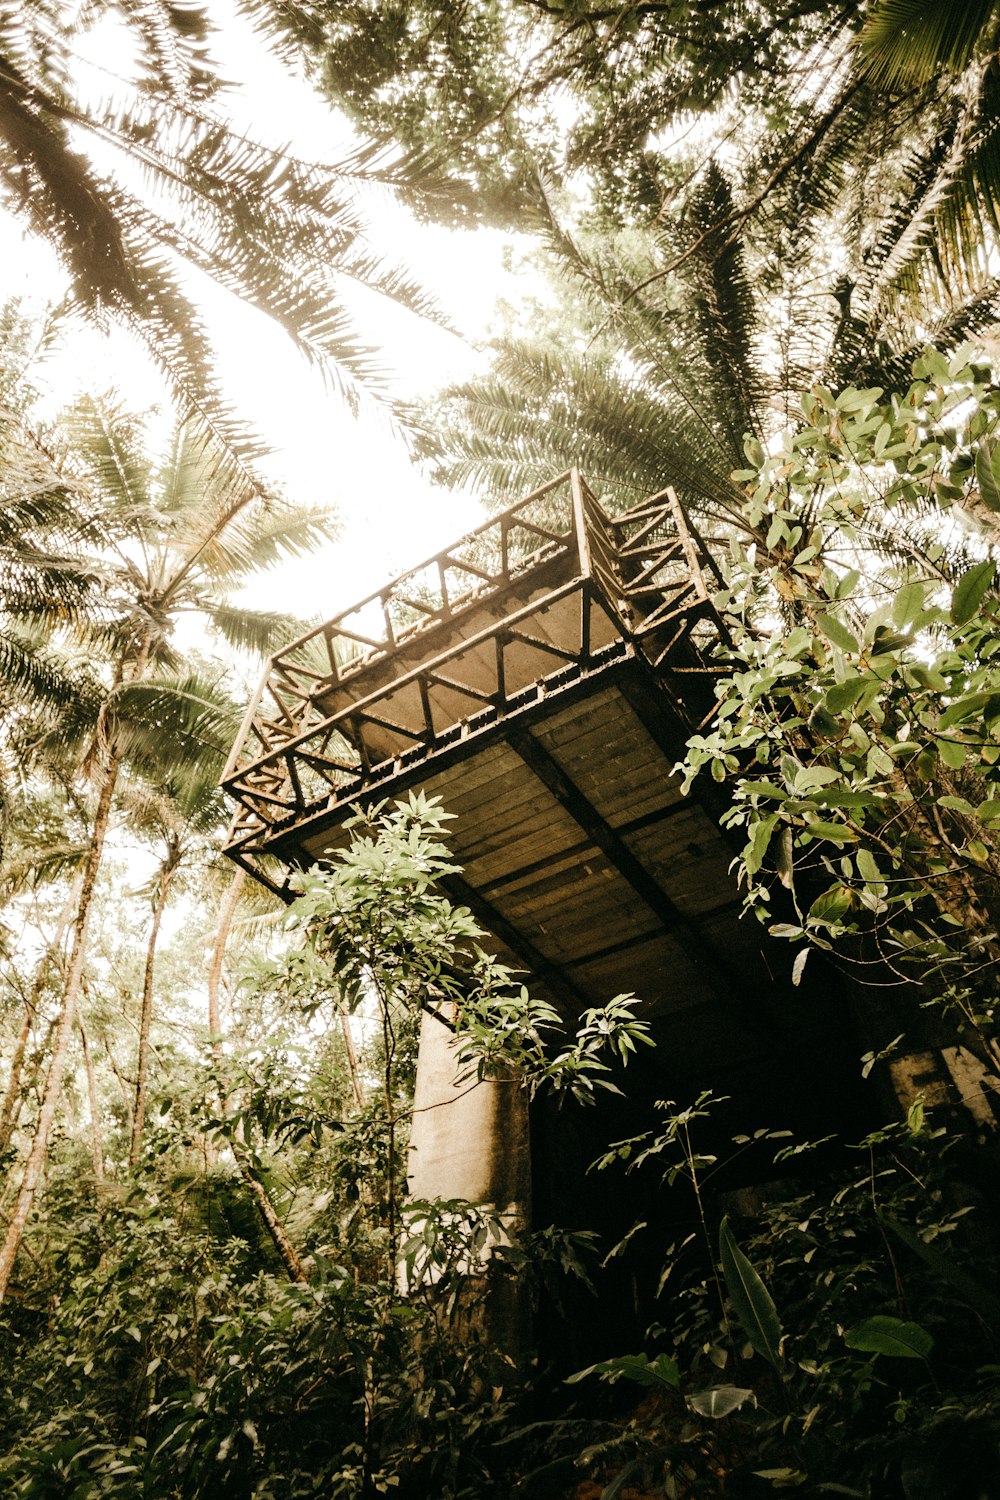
407 1007 531 1222
406 1006 532 1361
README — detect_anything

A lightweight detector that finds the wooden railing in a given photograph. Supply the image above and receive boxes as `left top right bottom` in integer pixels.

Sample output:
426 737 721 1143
222 471 724 886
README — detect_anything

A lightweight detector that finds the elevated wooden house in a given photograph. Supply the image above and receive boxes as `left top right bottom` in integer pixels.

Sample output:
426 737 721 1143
222 473 880 1257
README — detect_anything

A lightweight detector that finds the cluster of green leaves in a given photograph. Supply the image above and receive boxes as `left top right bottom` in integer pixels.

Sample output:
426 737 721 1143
279 793 652 1111
1 793 626 1498
566 1098 1000 1498
682 347 1000 1047
0 1179 559 1498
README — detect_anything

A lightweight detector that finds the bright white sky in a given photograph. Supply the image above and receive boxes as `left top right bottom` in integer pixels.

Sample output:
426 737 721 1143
4 1 532 624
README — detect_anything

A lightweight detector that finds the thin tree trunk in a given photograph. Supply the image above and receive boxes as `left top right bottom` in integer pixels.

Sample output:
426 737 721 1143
339 999 365 1113
0 883 80 1151
0 1015 58 1185
0 742 121 1305
236 1154 307 1282
104 1036 134 1138
77 1011 104 1192
129 847 179 1166
0 1006 33 1154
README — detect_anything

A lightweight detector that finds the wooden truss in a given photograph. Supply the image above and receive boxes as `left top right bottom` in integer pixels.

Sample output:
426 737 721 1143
221 470 727 894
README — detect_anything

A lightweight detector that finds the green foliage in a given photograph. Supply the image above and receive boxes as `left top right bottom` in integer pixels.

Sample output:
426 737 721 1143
718 1216 783 1375
279 792 652 1111
0 2 449 461
568 1098 1000 1497
683 347 1000 1051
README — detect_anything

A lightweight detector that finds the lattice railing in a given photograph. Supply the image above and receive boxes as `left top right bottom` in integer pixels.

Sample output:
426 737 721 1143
222 472 725 881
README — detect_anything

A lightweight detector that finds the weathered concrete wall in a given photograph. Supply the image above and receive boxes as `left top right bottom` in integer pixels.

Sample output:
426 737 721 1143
407 1007 531 1225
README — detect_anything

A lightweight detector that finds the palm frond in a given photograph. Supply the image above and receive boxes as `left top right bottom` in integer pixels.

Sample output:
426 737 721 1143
858 0 998 89
0 2 450 475
111 671 241 783
200 603 299 656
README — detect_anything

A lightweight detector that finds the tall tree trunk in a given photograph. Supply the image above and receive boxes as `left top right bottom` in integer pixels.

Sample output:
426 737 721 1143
0 1015 58 1184
0 1005 33 1154
339 999 365 1113
129 845 180 1166
0 742 121 1304
77 1010 104 1192
0 882 80 1151
104 1036 134 1139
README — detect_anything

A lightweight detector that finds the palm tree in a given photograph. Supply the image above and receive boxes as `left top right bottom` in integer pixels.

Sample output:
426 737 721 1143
307 0 1000 340
0 307 106 753
0 397 329 1303
124 765 226 1166
0 1 447 467
416 164 996 538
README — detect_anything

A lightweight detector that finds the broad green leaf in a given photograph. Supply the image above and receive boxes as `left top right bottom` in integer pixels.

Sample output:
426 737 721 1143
794 766 840 791
815 612 859 653
892 580 930 628
938 737 967 769
740 780 788 800
975 442 1000 512
844 1315 933 1360
719 1217 783 1371
856 849 882 886
686 1384 756 1419
950 560 995 625
825 676 866 714
745 814 778 877
939 690 993 729
808 886 853 924
803 821 858 843
565 1352 680 1389
937 795 975 814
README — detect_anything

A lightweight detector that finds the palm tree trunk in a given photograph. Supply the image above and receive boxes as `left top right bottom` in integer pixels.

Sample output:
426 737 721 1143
129 846 179 1166
0 742 121 1304
0 881 80 1151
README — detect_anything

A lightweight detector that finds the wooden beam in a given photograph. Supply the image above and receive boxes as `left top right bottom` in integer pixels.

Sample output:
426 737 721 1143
613 661 737 844
505 723 736 994
438 873 592 1016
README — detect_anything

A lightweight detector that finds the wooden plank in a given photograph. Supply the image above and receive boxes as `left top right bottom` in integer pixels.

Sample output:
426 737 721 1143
438 873 591 1015
624 810 738 919
427 764 552 832
460 818 594 885
477 839 601 900
571 933 717 1012
505 875 645 945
